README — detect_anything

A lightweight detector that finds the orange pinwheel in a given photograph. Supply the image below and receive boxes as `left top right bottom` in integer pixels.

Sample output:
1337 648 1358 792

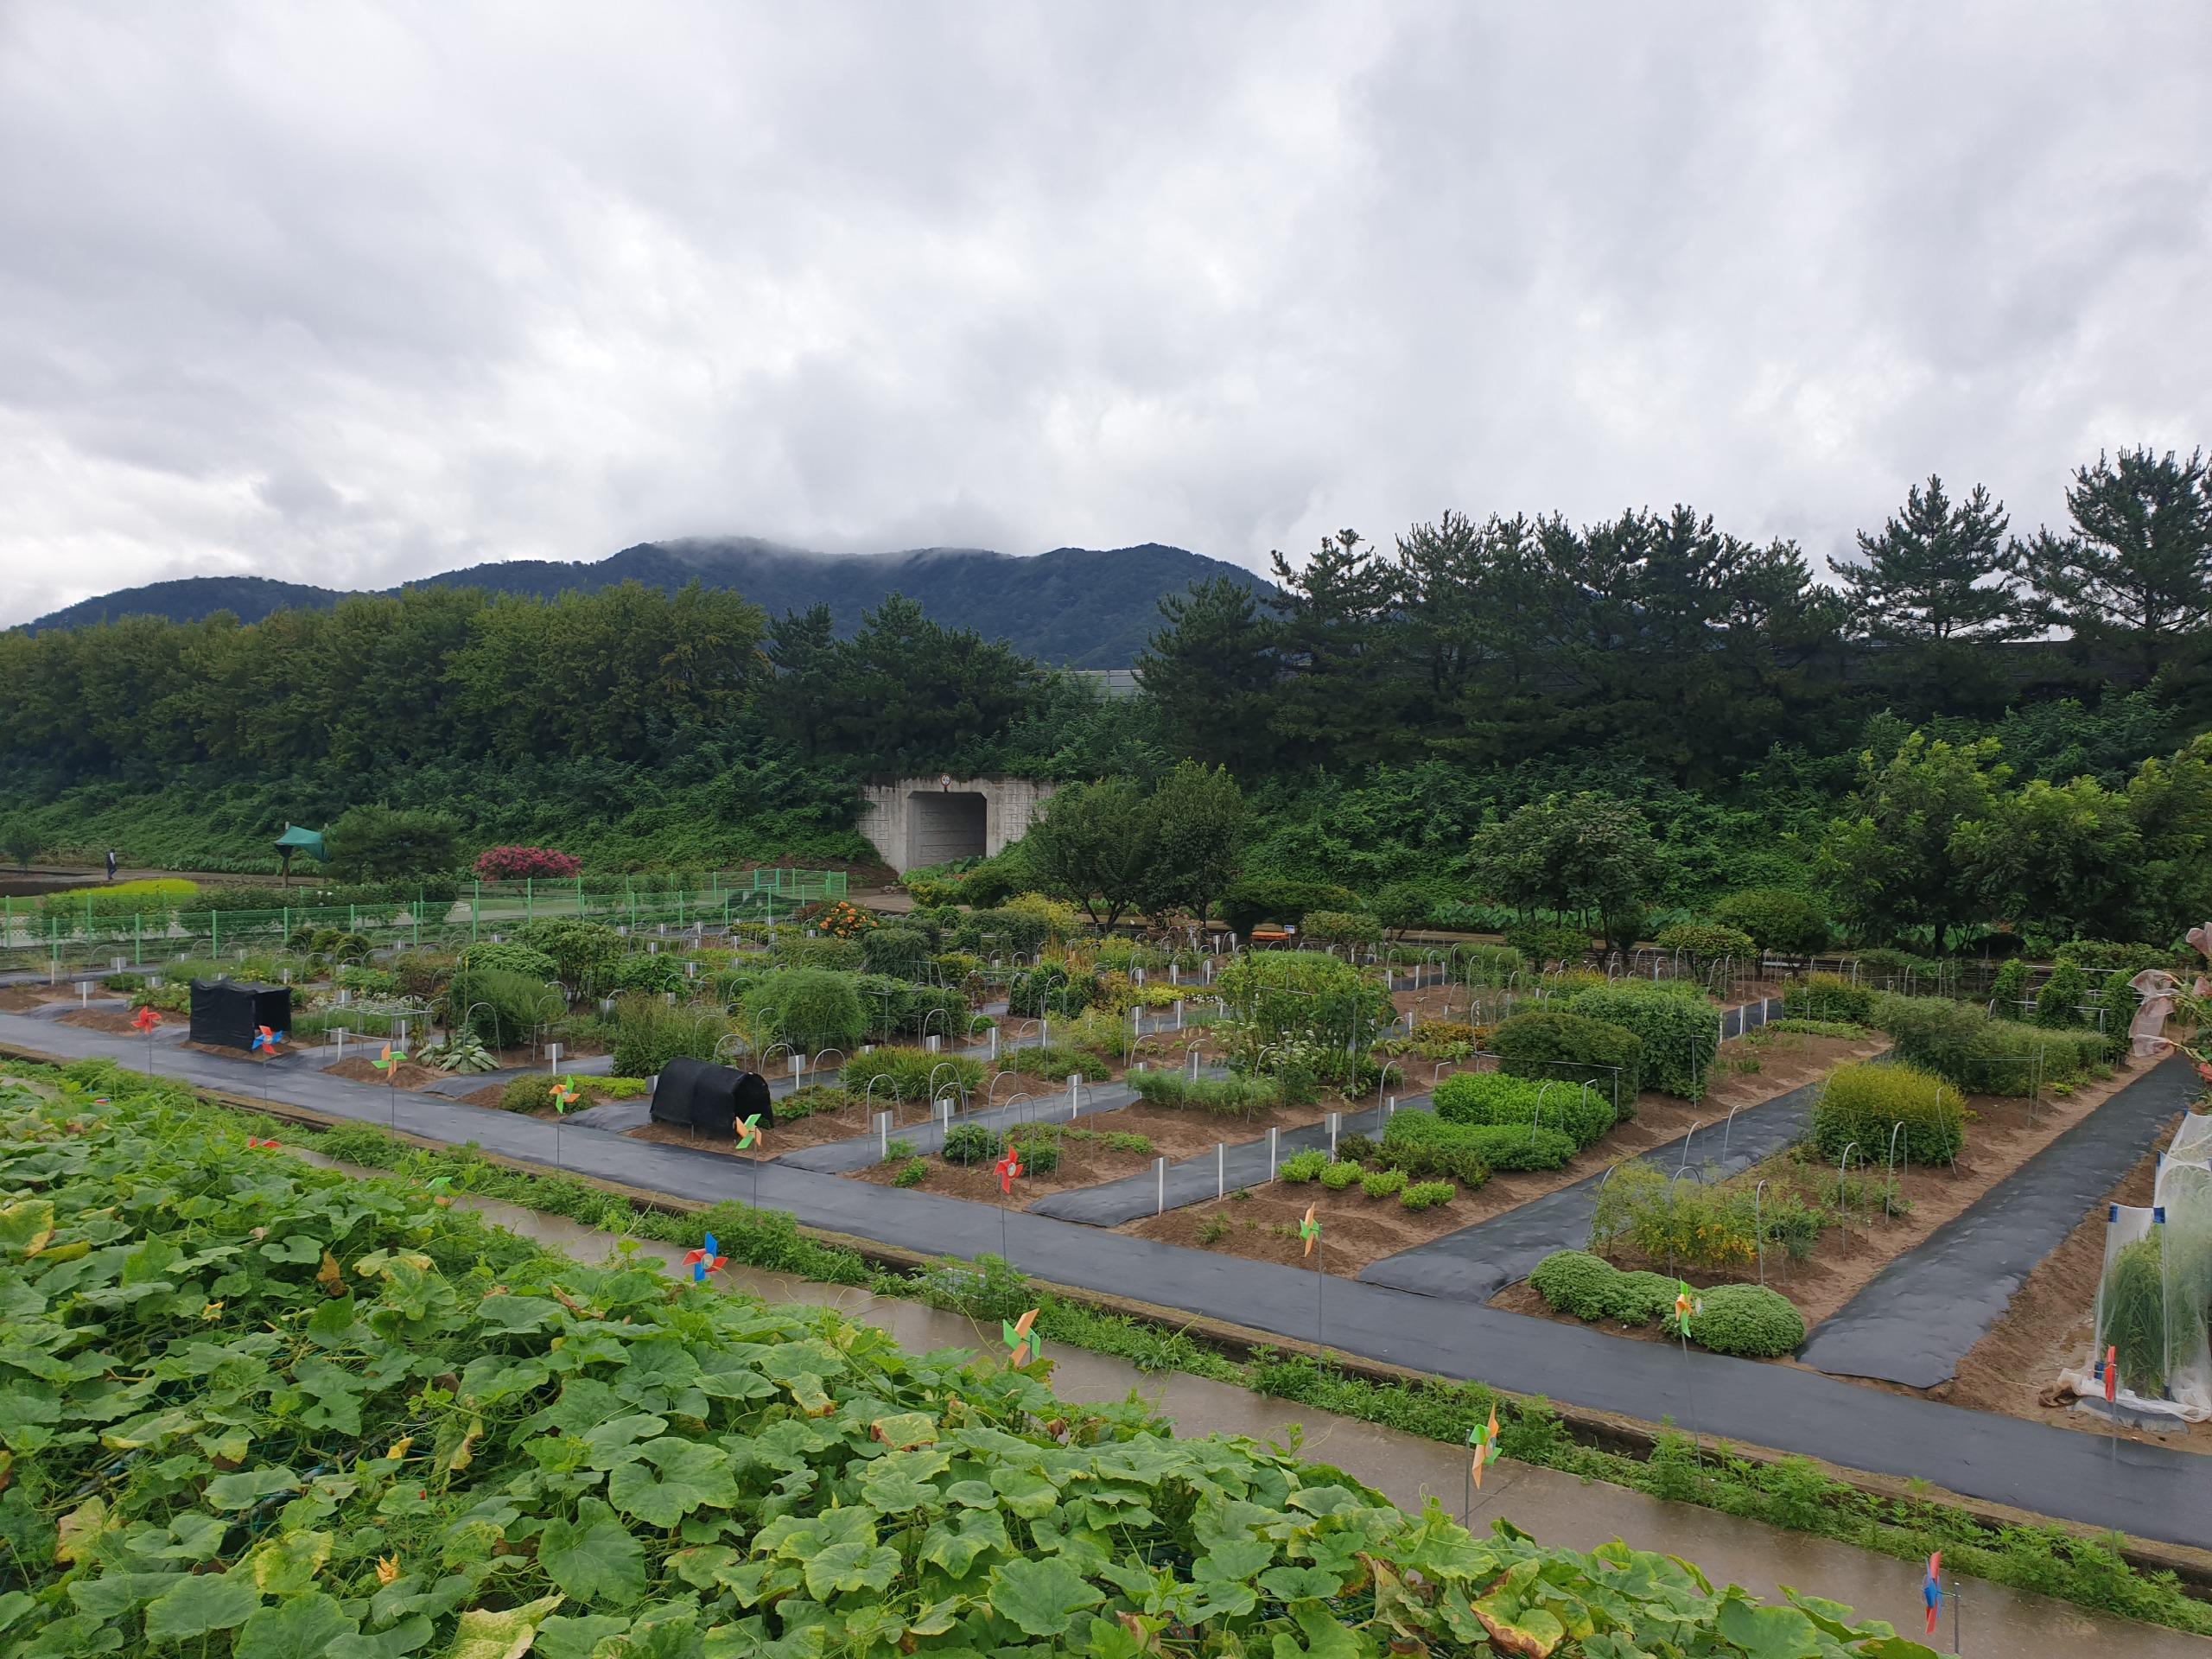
995 1147 1023 1195
1299 1204 1320 1258
1002 1307 1041 1367
131 1006 161 1034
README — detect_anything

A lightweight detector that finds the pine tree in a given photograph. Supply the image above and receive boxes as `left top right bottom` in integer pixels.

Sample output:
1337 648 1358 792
1835 475 2023 643
1135 577 1279 772
2016 446 2212 678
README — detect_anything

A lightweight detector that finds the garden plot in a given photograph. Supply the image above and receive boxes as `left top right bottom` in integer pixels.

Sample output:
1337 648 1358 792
1501 1060 2146 1351
1943 1134 2212 1452
1122 1027 1882 1274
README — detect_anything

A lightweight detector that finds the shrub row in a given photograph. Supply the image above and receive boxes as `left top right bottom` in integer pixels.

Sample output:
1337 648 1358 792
1430 1069 1615 1147
1870 994 2113 1094
1810 1059 1966 1165
1492 1009 1643 1109
1558 981 1718 1100
1530 1250 1806 1357
1376 1109 1576 1185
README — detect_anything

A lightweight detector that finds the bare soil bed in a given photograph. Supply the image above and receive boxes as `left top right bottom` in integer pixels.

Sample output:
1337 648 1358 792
0 986 79 1012
1122 1029 1886 1274
1936 1125 2212 1453
626 1106 878 1160
57 1007 149 1035
1492 1058 2151 1340
324 1055 447 1090
849 1135 1162 1203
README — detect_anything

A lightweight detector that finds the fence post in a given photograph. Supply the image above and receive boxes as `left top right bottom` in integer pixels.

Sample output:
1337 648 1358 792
212 910 219 958
1156 1156 1166 1216
1268 1126 1280 1181
1217 1141 1225 1198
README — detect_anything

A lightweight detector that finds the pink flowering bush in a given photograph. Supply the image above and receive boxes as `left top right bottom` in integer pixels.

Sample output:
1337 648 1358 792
474 846 583 880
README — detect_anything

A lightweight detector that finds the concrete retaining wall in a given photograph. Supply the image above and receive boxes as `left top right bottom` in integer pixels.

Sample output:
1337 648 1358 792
857 776 1058 874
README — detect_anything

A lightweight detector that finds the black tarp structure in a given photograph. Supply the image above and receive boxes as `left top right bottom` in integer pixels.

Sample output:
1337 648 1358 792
188 979 294 1051
649 1058 772 1137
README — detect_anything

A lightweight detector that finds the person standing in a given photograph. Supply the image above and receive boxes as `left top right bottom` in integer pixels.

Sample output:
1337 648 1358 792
105 849 117 882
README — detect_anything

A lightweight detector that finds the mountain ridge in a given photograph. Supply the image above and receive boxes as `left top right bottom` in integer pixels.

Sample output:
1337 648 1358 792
22 538 1271 667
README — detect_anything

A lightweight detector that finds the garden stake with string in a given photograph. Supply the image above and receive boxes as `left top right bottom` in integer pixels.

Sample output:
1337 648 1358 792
372 1040 407 1129
735 1112 764 1209
995 1145 1023 1264
1300 1203 1322 1348
132 1004 160 1074
550 1076 580 1170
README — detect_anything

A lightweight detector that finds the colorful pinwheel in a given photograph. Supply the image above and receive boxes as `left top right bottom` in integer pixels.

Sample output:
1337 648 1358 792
372 1042 407 1071
683 1231 726 1282
995 1147 1023 1195
550 1077 580 1114
246 1138 280 1150
1673 1281 1700 1332
1002 1306 1041 1367
1922 1553 1942 1637
1299 1204 1320 1258
1467 1403 1499 1490
2103 1343 2120 1404
734 1113 763 1152
131 1006 161 1034
251 1024 284 1052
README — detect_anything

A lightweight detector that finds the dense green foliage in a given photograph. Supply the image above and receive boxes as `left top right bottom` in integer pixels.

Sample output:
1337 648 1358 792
1868 995 2113 1095
1557 983 1719 1101
1430 1071 1615 1148
1531 1253 1805 1357
1379 1109 1576 1184
1709 888 1831 956
1491 1012 1644 1108
1809 1062 1967 1165
740 967 869 1054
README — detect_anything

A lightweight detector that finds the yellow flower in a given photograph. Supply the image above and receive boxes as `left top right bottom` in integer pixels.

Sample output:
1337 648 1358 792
375 1555 401 1586
200 1301 225 1320
385 1435 415 1462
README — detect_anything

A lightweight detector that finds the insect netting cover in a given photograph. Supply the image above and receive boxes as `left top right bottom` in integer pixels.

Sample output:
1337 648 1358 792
2166 1109 2212 1168
2059 1191 2212 1421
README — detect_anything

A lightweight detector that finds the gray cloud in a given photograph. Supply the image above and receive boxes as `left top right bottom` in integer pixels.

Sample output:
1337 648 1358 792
2 0 2207 623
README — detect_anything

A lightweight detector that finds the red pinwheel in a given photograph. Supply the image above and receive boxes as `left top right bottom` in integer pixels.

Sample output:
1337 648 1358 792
251 1024 284 1052
995 1147 1024 1196
131 1006 161 1034
247 1138 280 1150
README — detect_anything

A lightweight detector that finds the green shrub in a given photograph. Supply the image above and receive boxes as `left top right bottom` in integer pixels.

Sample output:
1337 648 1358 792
1654 921 1756 969
1682 1282 1805 1358
742 968 868 1054
1783 972 1876 1024
1335 1131 1377 1164
499 1073 564 1113
941 1122 1002 1165
841 1048 983 1103
1810 1060 1964 1165
447 964 564 1049
774 1084 847 1121
1431 1069 1615 1147
849 975 969 1042
511 917 626 994
393 948 456 1000
1007 1122 1062 1175
1319 1158 1362 1191
1530 1250 1618 1320
2035 961 2093 1028
950 905 1050 957
1380 1110 1573 1183
1007 963 1097 1019
777 934 867 971
1560 982 1717 1101
2056 939 2177 971
611 952 688 995
996 1042 1109 1084
607 993 729 1078
458 940 559 981
1215 949 1394 1073
1303 909 1383 950
1217 876 1361 938
1610 1268 1683 1324
1125 1067 1280 1117
1710 888 1830 956
1870 995 2107 1094
1279 1148 1328 1183
1492 1010 1643 1108
893 1156 929 1187
1853 947 1941 988
1986 957 2032 1015
1766 1017 1866 1039
1503 919 1592 968
1360 1166 1407 1198
861 925 931 980
1399 1179 1457 1211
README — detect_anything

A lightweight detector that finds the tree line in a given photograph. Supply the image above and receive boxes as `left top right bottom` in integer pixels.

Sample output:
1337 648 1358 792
1140 446 2212 785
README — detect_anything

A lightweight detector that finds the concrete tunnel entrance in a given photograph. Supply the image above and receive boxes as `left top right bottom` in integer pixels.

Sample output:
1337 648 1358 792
906 791 988 868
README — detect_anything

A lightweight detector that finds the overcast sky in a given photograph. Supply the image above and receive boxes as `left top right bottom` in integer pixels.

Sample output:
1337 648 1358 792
2 3 2207 626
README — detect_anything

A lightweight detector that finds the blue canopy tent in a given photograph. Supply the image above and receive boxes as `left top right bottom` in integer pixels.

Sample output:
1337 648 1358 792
274 823 327 887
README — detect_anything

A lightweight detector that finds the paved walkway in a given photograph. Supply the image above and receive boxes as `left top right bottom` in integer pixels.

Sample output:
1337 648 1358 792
1358 1075 1830 1302
5 1008 2208 1553
1800 1058 2196 1388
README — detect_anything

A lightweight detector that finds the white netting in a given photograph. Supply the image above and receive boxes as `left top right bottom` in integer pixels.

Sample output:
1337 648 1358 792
2166 1110 2212 1170
2059 1190 2212 1421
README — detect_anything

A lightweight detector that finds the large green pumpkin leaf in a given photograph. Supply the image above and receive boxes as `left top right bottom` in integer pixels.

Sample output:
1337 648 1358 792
608 1440 737 1528
233 1591 359 1659
0 1199 54 1258
988 1556 1104 1637
919 1508 1010 1579
444 1591 564 1659
326 1614 435 1658
1713 1595 1827 1659
539 1497 649 1605
140 1571 260 1640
